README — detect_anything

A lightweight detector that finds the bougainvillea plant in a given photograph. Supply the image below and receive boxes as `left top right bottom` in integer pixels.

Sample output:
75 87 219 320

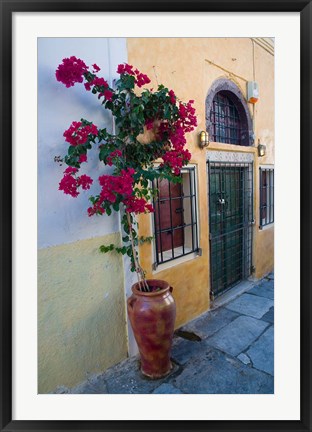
55 56 197 291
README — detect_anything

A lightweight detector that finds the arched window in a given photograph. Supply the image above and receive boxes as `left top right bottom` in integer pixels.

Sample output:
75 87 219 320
206 79 253 146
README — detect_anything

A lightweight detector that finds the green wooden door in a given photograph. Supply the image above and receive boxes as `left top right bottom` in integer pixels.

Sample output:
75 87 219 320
209 164 246 297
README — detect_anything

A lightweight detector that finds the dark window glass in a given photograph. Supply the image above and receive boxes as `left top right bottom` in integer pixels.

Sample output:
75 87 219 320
259 168 274 227
210 92 243 145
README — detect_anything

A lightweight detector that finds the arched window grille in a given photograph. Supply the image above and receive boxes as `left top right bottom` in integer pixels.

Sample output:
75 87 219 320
206 79 253 147
210 92 242 145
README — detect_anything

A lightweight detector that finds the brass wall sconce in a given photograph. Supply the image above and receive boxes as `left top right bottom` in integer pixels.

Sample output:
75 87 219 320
199 131 210 149
257 139 266 157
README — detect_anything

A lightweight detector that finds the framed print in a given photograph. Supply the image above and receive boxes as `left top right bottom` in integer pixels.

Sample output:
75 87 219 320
1 1 311 431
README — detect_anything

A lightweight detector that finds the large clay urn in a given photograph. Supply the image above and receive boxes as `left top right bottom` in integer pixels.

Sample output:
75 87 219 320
127 279 176 379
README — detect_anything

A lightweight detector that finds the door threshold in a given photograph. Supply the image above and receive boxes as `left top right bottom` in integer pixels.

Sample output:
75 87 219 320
210 278 256 311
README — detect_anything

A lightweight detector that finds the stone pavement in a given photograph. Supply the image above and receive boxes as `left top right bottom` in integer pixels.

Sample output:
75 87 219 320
54 273 274 394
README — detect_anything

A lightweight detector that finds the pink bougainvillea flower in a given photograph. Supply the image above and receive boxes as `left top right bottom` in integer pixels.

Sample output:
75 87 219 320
93 168 135 209
59 173 79 197
177 100 197 132
145 119 154 131
59 168 93 197
77 174 93 190
79 154 87 163
117 63 151 88
106 149 122 166
84 82 92 91
145 119 154 130
161 148 191 175
92 63 101 73
56 56 88 88
91 77 109 88
145 203 154 213
117 63 135 75
168 89 176 104
64 166 78 174
135 73 151 88
103 89 114 101
63 121 98 146
123 196 154 214
169 126 187 150
87 205 105 217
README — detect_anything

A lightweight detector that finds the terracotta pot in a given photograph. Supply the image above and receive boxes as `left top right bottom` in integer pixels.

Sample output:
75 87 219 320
127 279 176 379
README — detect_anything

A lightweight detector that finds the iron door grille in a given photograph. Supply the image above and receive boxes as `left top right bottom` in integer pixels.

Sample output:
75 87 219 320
153 167 199 266
208 161 253 298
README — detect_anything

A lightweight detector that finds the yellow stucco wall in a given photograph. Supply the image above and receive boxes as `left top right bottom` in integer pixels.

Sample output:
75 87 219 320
128 38 274 326
38 232 127 393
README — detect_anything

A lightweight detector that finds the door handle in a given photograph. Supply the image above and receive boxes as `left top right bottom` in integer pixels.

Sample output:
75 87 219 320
175 207 184 214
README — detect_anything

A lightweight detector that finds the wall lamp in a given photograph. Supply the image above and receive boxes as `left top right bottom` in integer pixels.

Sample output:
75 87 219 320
257 139 266 157
199 131 210 149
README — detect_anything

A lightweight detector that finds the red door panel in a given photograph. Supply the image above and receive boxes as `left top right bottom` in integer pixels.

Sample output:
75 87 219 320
154 179 183 254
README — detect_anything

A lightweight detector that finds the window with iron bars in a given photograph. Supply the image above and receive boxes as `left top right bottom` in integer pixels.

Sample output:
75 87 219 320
259 167 274 228
153 167 199 266
210 92 246 145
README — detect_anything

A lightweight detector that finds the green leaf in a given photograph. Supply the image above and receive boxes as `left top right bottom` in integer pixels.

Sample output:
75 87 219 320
119 74 135 90
139 235 154 245
99 244 115 253
105 101 114 110
68 146 76 156
115 246 127 255
112 202 120 212
164 104 171 119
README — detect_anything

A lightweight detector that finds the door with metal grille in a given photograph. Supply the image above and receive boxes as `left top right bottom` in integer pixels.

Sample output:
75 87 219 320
208 161 253 298
154 178 184 254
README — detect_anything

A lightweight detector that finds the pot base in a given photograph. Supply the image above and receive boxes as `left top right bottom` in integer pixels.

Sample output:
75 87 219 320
140 361 173 380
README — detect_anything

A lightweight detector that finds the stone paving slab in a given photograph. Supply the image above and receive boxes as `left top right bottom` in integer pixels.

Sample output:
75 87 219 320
261 307 274 324
247 326 274 376
152 383 184 394
104 360 180 394
206 315 269 356
70 373 109 394
237 353 251 365
172 338 209 365
225 293 273 319
173 348 273 394
179 307 240 340
248 280 274 300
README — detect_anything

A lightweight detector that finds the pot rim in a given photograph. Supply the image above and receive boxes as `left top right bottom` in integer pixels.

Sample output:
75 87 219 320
131 279 171 296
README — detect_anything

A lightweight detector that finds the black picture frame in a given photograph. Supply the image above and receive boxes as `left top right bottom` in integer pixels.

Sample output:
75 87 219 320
1 1 311 431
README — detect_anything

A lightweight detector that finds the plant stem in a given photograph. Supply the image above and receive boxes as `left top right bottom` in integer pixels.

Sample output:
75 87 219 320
126 212 149 292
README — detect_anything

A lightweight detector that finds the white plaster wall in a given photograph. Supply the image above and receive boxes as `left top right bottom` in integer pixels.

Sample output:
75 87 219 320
38 38 127 248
